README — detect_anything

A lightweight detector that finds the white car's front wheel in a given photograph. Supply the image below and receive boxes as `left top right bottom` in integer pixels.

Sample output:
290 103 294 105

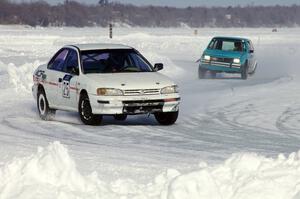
154 111 179 125
79 93 102 125
37 88 55 120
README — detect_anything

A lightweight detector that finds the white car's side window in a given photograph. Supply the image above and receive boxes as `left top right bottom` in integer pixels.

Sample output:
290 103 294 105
48 49 69 71
63 49 79 75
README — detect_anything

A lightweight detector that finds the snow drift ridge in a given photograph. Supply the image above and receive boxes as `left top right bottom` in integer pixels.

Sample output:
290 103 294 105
0 60 40 92
1 142 300 199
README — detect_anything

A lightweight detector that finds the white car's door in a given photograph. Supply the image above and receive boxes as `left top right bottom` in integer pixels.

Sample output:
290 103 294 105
57 49 80 111
45 48 70 108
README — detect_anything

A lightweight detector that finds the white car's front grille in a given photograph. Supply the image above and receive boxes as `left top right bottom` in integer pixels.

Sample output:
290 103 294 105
123 89 161 96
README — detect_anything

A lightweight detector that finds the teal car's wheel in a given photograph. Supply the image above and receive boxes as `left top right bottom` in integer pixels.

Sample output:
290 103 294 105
210 71 217 78
198 67 207 79
249 63 258 75
241 61 249 80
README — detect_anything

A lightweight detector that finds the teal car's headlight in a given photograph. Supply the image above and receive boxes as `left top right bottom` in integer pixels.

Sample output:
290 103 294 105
161 85 179 94
204 55 211 61
233 58 241 64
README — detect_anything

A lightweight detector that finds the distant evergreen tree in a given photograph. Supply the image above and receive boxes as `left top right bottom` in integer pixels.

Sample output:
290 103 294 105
0 1 299 28
99 0 109 6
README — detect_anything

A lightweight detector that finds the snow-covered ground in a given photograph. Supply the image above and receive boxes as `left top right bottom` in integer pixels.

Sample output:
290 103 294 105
1 26 300 198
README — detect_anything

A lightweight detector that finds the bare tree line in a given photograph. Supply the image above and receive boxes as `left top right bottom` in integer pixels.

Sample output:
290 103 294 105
0 0 299 27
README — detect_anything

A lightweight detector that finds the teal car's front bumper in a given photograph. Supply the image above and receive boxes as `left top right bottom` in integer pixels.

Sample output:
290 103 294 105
200 59 242 73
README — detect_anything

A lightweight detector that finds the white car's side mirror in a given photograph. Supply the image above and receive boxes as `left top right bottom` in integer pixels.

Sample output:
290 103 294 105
154 63 164 71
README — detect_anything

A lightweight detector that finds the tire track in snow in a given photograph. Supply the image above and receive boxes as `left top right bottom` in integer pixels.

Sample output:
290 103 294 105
0 112 204 160
276 106 300 139
185 99 300 154
207 101 276 135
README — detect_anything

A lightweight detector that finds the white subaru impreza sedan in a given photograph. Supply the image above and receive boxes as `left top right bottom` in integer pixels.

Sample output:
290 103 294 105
32 44 180 125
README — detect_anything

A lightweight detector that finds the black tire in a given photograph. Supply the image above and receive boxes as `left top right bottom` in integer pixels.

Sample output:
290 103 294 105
114 114 127 121
249 63 258 75
79 93 102 125
154 111 179 125
37 88 56 121
210 71 217 78
241 61 249 80
198 67 207 79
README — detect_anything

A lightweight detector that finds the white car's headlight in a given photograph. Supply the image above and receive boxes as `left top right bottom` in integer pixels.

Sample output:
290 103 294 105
204 55 211 61
233 58 241 64
161 85 179 94
97 88 123 96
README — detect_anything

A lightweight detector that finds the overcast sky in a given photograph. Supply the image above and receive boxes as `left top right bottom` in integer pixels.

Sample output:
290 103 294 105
13 0 300 7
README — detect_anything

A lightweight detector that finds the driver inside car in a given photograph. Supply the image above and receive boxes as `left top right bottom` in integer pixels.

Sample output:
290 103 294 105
104 53 127 72
234 42 243 52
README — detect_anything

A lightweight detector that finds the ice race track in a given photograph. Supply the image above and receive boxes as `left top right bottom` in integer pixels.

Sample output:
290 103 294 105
1 26 300 199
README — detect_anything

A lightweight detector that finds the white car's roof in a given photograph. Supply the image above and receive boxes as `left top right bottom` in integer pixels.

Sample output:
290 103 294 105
66 43 133 51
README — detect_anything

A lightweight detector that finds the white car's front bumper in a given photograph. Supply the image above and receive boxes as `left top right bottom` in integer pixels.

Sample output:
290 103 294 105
89 93 180 115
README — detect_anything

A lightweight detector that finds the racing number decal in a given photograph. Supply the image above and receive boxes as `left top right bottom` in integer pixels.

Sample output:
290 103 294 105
62 74 73 98
34 70 47 82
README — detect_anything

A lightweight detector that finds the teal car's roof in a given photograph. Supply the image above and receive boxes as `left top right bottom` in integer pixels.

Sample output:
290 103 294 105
212 36 250 41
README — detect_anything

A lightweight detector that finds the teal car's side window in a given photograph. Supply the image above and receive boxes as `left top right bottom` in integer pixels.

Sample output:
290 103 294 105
208 39 216 49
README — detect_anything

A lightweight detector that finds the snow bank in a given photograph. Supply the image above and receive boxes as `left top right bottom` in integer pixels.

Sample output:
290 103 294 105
0 142 113 199
169 152 300 199
1 142 300 199
0 142 177 199
0 60 40 92
7 61 40 92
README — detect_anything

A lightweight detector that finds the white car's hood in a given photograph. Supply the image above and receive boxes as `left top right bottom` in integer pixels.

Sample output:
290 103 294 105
85 72 175 90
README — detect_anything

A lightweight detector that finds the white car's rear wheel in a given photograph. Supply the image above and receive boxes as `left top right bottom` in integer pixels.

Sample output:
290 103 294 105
37 89 55 120
79 93 102 125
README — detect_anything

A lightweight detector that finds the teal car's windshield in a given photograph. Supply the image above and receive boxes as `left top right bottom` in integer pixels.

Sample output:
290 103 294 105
81 49 154 74
208 39 244 52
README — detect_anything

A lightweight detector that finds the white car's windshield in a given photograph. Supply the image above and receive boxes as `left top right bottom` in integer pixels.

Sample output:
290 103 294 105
81 49 154 74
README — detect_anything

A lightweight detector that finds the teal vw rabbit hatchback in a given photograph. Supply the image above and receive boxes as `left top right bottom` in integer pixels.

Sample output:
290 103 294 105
198 37 257 80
